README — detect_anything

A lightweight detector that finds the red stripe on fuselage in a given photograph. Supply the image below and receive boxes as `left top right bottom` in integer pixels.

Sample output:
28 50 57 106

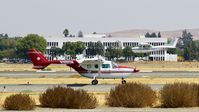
66 60 136 74
67 60 88 73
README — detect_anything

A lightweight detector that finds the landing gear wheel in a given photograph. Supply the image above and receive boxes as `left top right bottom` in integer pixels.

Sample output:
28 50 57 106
91 80 98 85
122 80 126 84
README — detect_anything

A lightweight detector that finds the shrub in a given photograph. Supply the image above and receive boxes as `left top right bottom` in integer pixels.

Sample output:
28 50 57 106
195 84 199 106
106 82 157 107
39 86 97 109
3 93 35 110
160 82 198 107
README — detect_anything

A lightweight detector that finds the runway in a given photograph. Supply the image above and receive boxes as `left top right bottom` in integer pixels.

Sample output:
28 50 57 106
1 71 199 78
0 71 199 92
1 71 199 112
0 84 163 92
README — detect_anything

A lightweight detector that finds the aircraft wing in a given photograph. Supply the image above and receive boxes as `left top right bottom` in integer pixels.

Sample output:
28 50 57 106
152 38 178 49
132 38 178 53
80 56 105 64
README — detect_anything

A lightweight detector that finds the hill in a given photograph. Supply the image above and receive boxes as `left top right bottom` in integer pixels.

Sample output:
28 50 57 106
107 29 199 40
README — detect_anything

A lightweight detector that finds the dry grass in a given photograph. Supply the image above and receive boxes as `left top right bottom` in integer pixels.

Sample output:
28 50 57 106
0 63 71 71
160 83 199 108
119 61 199 72
0 92 105 108
68 74 82 78
39 86 97 109
0 92 40 106
3 93 35 110
106 82 157 107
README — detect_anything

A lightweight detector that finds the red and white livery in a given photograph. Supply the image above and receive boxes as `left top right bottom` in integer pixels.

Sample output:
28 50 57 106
27 49 139 85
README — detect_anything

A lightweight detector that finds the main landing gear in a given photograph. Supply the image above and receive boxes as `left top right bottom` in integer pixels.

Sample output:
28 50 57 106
91 77 126 85
91 77 98 85
121 78 126 84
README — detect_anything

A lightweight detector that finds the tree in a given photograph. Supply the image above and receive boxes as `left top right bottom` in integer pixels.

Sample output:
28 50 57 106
95 41 104 56
193 40 199 60
50 47 62 59
135 52 150 57
105 46 123 60
145 32 150 37
176 30 195 61
62 41 86 58
16 34 47 58
0 38 16 51
74 41 86 54
105 46 115 60
114 48 123 60
78 31 83 37
62 42 75 58
150 32 157 37
145 32 157 38
158 32 161 38
87 42 95 56
4 34 8 38
182 30 193 47
0 49 16 59
183 41 199 61
86 41 104 56
176 49 184 57
123 46 133 60
177 29 193 49
63 29 69 37
0 35 19 59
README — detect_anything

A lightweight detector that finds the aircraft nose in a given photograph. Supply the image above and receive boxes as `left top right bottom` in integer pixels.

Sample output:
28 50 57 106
134 68 139 73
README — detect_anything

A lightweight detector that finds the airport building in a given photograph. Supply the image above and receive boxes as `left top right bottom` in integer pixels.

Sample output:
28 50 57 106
44 34 177 61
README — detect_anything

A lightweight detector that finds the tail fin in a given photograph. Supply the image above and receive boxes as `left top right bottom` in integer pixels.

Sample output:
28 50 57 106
27 49 50 69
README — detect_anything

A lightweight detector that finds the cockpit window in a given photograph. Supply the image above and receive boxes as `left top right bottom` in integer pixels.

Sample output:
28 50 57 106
102 64 110 68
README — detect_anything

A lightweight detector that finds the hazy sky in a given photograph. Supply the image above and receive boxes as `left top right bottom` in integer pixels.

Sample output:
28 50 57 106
0 0 199 37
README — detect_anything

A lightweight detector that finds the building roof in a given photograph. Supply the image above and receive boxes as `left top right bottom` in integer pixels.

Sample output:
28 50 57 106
45 36 167 43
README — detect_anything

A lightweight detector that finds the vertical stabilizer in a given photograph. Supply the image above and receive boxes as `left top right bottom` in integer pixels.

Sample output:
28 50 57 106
27 49 49 69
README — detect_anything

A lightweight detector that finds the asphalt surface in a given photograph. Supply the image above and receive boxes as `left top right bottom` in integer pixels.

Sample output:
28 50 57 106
0 71 199 92
1 71 199 78
0 84 163 92
1 71 199 112
1 107 199 112
1 107 197 112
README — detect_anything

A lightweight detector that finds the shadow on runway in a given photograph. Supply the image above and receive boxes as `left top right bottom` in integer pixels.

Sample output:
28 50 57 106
67 84 89 87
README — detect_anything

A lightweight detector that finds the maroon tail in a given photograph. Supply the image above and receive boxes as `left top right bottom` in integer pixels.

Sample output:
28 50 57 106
27 49 50 69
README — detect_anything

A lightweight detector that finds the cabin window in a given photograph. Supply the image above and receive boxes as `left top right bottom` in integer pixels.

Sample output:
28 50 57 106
102 64 110 68
87 64 92 69
94 64 99 69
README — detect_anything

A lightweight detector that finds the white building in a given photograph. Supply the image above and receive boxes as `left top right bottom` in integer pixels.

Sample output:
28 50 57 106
45 34 177 61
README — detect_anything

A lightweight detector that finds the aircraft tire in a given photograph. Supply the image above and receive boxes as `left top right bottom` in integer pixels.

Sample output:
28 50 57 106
91 80 98 85
122 80 126 84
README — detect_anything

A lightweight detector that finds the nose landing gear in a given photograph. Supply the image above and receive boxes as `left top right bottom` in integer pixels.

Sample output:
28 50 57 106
121 78 126 84
91 76 98 85
91 79 98 85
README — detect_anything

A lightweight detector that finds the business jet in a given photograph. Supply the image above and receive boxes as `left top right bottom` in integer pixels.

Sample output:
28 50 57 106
27 49 139 85
132 38 178 53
